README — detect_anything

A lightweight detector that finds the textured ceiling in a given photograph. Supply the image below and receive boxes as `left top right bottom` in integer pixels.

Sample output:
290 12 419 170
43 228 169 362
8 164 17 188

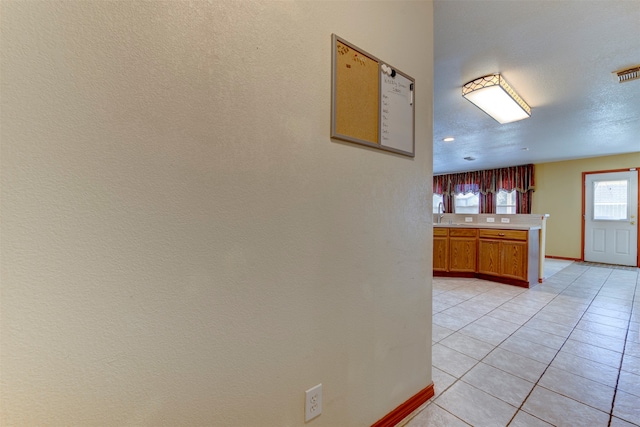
433 0 640 174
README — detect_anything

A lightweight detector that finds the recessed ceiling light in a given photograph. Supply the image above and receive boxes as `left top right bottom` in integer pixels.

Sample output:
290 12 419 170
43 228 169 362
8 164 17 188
464 156 476 161
443 137 455 142
522 147 529 151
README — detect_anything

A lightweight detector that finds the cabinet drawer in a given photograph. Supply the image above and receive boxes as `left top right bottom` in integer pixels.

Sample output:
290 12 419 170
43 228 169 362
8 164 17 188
479 229 527 241
450 228 478 237
434 228 448 236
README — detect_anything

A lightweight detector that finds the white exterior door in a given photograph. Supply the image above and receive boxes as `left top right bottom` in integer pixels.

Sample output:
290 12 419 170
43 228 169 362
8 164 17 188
584 170 638 266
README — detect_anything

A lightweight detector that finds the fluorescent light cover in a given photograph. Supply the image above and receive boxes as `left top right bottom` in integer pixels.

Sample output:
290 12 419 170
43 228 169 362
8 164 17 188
443 137 455 142
462 74 531 124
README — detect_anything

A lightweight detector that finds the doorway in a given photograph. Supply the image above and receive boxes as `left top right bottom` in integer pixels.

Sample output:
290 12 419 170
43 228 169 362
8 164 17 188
583 169 638 266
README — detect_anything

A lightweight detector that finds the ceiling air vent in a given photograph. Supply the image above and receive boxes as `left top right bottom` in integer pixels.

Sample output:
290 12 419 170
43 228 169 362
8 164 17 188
614 66 640 83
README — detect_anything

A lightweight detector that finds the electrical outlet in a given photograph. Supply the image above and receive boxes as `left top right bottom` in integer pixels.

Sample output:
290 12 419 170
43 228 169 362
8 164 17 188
486 217 495 223
465 217 473 222
501 218 510 223
305 384 322 422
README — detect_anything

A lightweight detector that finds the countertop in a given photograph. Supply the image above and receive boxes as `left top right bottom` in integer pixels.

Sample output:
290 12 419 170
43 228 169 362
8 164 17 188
434 223 541 231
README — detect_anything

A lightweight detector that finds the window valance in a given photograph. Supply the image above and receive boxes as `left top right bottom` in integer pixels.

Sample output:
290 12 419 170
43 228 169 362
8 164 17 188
433 164 535 196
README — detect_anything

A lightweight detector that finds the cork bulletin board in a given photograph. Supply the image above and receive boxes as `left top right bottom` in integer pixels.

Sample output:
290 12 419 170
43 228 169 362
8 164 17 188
330 34 415 157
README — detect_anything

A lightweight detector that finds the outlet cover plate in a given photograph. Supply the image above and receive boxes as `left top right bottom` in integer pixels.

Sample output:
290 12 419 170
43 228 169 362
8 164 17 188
486 217 495 223
501 218 510 223
305 384 322 422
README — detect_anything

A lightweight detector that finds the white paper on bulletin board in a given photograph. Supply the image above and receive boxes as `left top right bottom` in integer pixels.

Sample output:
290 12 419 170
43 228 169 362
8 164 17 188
379 71 414 155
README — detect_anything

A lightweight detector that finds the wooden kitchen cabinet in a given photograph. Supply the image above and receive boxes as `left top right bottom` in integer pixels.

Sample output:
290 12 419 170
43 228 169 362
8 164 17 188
434 226 539 288
501 240 528 281
433 228 449 272
478 238 500 276
449 228 477 273
478 229 536 286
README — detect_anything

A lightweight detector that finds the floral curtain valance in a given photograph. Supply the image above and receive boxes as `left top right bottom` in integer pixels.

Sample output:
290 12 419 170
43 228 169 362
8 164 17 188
433 164 535 196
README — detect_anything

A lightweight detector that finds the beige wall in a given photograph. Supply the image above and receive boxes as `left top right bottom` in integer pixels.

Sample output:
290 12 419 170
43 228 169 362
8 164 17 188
533 153 640 259
0 2 434 426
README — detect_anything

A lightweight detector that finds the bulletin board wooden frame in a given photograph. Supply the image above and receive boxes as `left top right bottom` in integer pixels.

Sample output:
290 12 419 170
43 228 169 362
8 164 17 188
330 34 415 157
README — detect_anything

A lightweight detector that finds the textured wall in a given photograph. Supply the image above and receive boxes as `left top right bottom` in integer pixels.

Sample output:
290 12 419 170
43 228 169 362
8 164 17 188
0 1 434 425
533 153 640 259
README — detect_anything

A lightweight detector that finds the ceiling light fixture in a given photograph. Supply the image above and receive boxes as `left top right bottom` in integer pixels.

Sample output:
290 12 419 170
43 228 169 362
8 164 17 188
443 137 455 142
462 74 531 124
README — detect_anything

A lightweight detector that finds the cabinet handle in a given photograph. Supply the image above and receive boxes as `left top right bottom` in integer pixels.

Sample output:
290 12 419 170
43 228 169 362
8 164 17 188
498 233 505 236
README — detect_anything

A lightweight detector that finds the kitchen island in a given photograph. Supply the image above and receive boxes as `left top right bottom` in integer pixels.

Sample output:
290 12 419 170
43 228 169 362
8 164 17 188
433 214 548 288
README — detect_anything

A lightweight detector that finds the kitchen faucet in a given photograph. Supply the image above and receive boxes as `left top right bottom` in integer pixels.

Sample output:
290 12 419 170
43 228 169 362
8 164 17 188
437 202 445 224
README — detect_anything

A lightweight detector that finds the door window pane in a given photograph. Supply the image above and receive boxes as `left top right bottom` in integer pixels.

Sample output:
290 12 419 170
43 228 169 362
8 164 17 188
454 193 479 214
593 180 628 220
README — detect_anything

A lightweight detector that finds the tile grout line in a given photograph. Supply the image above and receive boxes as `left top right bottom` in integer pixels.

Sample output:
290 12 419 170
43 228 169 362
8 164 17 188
429 279 538 423
508 267 640 426
433 268 585 426
429 265 638 426
503 265 608 426
607 271 638 427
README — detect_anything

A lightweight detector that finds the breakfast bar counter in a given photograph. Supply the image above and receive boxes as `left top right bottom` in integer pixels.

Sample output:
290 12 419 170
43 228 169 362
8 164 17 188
433 214 549 287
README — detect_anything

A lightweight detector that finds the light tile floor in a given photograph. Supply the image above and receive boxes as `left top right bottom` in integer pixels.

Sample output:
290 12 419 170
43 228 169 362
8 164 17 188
406 260 640 427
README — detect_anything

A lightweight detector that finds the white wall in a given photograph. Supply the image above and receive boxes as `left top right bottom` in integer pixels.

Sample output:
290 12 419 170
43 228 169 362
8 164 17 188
0 1 434 426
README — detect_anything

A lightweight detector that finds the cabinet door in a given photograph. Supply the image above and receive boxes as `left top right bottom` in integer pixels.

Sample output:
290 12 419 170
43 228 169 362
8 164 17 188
449 237 477 272
478 239 500 276
433 236 449 272
501 240 528 281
